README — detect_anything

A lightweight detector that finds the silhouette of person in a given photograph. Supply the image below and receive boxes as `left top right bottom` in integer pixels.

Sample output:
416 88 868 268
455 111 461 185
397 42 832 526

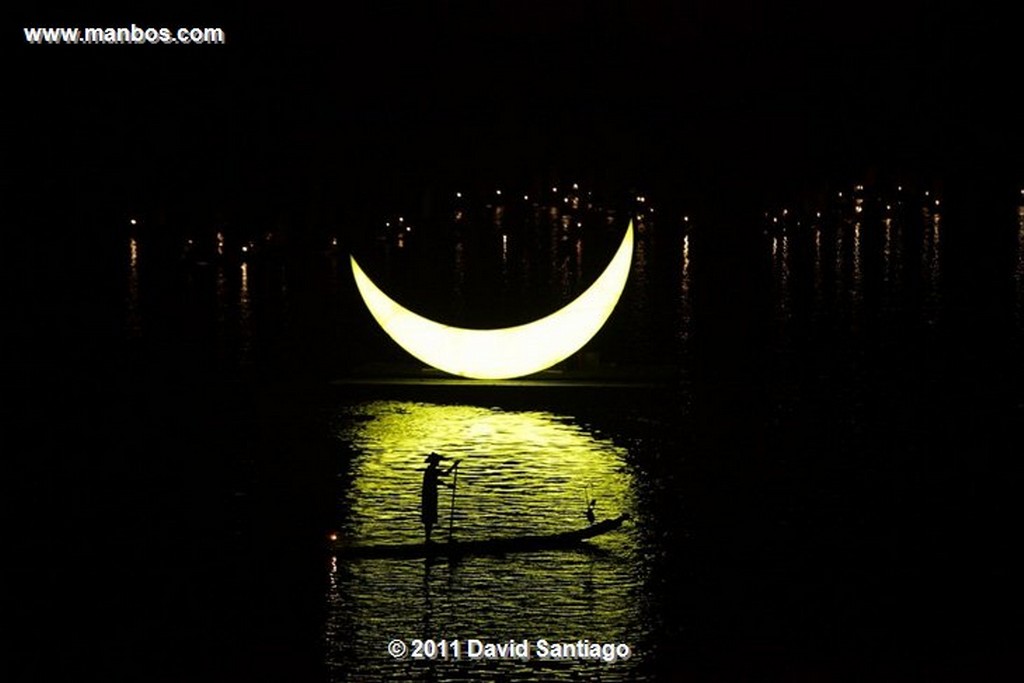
421 452 459 543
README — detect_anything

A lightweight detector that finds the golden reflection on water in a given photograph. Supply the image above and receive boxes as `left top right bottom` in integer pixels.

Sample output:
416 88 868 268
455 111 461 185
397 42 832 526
239 262 252 362
678 234 692 344
852 221 863 308
834 222 845 310
891 216 904 293
773 234 791 323
628 225 651 356
327 401 645 681
813 227 823 314
1016 207 1024 326
126 237 141 337
336 401 635 546
922 211 942 324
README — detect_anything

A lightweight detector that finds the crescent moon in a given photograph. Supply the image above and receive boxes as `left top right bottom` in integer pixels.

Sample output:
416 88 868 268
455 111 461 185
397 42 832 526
351 221 634 380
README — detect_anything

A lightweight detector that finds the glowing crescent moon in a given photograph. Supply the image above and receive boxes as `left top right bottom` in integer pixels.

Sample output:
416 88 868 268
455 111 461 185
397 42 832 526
351 221 633 380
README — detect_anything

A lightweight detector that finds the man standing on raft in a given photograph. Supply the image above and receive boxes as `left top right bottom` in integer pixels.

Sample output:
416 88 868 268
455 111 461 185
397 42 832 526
421 452 459 543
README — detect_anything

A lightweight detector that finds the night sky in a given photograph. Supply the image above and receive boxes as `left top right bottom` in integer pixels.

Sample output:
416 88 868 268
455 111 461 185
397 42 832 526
12 2 1021 223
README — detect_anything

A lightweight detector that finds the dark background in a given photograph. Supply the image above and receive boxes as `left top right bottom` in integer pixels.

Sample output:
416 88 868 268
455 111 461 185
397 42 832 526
6 2 1022 680
11 2 1023 220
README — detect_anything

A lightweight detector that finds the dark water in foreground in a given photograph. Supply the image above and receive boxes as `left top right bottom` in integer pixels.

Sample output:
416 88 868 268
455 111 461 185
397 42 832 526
7 186 1024 680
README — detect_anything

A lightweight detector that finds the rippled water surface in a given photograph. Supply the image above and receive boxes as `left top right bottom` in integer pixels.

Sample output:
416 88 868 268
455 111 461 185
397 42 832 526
326 400 649 681
21 183 1021 680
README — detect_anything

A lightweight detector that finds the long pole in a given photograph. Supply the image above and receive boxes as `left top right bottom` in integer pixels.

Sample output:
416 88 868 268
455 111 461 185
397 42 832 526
448 463 459 542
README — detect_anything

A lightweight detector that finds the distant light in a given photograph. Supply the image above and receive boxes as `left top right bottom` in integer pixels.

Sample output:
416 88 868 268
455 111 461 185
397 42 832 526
398 216 404 223
683 216 690 222
187 239 194 245
924 191 930 197
855 185 864 192
129 218 137 226
855 205 863 214
496 189 502 196
331 237 338 247
386 222 391 228
772 217 778 224
241 246 248 253
838 192 843 198
815 212 821 218
637 196 646 203
523 195 529 201
328 533 338 542
577 222 582 228
886 205 891 211
897 185 903 192
455 191 462 198
406 226 411 232
782 208 788 216
551 186 558 193
573 182 579 190
935 200 940 206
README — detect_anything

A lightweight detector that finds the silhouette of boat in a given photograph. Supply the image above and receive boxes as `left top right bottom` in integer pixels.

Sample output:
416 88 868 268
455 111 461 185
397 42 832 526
333 514 631 559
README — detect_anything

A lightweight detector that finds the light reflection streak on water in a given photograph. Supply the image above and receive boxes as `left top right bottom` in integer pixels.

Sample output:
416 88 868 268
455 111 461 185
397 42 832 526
499 233 511 297
922 212 941 324
891 216 903 293
1016 207 1024 326
773 234 791 325
574 237 583 290
881 215 898 314
781 234 790 318
126 237 141 337
852 222 863 316
834 222 846 310
239 262 252 362
813 228 823 314
629 225 651 358
558 246 572 301
327 401 644 681
678 234 692 344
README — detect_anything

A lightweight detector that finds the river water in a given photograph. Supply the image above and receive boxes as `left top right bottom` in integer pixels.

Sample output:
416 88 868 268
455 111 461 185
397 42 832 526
10 183 1023 680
